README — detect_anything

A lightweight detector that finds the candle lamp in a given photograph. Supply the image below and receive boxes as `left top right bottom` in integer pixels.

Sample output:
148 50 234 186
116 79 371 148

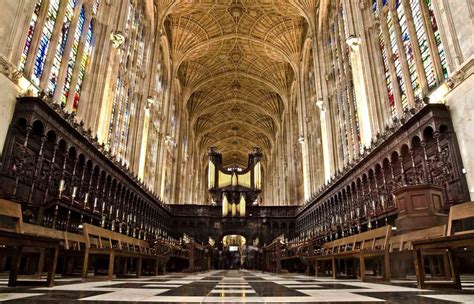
72 186 77 198
84 192 89 206
59 179 65 198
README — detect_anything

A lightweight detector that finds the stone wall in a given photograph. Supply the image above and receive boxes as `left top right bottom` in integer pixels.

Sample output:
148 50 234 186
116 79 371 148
447 67 474 200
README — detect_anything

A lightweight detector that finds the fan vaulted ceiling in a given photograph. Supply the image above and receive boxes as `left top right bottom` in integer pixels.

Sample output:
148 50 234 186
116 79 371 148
160 0 317 166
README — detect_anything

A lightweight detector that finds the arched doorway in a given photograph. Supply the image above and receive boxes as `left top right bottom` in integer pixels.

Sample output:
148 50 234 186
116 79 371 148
215 234 262 270
216 234 248 269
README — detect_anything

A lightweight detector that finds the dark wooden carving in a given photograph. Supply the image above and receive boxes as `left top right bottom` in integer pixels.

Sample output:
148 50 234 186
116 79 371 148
394 184 447 232
0 97 172 241
296 103 470 241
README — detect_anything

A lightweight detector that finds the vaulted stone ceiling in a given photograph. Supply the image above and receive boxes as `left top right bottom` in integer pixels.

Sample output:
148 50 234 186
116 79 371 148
159 0 319 166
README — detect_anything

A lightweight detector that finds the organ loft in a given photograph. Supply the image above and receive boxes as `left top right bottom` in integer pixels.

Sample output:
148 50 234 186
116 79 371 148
0 0 473 302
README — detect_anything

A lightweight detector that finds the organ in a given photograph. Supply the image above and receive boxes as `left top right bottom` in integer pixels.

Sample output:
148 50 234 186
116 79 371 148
207 147 262 217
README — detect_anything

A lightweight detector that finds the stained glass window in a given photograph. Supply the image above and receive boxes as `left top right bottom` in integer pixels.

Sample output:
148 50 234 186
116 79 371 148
19 0 43 72
32 0 60 86
425 0 448 79
61 5 85 106
373 0 448 118
72 19 94 110
373 0 397 118
398 1 421 98
20 0 97 108
48 0 76 94
387 10 408 110
92 0 100 15
108 1 147 162
327 1 361 162
411 0 436 88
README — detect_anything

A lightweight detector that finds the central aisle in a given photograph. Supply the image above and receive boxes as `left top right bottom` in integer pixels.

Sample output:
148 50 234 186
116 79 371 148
1 270 474 302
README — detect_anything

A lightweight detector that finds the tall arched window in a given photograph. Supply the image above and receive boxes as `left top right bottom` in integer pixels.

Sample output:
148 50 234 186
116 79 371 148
61 5 86 105
18 0 43 72
48 0 76 94
108 0 148 163
72 19 94 110
32 0 60 86
327 0 361 164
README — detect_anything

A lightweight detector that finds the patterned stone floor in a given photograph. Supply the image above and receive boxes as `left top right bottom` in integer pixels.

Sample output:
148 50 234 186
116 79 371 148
1 270 474 303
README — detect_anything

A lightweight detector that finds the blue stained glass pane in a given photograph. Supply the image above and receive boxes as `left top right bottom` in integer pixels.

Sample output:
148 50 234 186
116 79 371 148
32 0 60 86
48 0 76 95
372 0 378 12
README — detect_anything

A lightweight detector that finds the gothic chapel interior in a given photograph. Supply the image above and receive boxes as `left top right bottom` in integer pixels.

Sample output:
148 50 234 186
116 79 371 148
0 0 474 303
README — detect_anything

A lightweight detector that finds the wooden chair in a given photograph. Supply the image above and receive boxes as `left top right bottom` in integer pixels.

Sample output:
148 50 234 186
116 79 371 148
413 201 474 289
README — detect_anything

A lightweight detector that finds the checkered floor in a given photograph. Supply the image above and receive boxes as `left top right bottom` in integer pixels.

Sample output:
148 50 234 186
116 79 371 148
1 270 474 303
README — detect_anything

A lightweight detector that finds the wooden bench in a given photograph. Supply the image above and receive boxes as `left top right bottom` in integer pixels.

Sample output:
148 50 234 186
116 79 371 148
81 223 164 280
159 239 190 272
312 226 392 281
389 225 447 279
0 199 60 287
280 241 310 273
21 222 86 277
413 201 474 289
310 236 355 278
